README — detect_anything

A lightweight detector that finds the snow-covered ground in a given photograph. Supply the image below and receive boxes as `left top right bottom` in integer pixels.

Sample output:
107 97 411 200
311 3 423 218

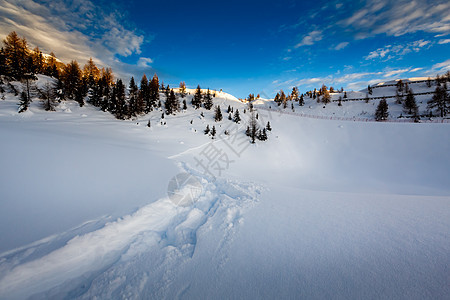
0 77 449 299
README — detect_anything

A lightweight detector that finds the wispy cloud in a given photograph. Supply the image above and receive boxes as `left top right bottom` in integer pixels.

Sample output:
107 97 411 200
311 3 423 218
365 39 432 61
432 59 450 72
334 42 349 50
137 57 154 68
340 0 450 39
0 0 149 79
294 30 323 48
438 39 450 44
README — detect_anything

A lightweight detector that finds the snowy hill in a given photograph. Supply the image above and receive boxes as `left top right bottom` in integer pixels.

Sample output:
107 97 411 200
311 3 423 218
0 75 449 299
254 76 449 122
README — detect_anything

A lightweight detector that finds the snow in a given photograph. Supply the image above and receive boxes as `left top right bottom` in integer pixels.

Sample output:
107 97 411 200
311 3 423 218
0 75 449 299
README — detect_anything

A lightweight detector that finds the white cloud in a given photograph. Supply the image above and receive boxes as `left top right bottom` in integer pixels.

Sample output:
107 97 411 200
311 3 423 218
365 39 432 61
334 42 349 50
432 59 450 71
383 68 411 77
137 57 154 68
438 39 450 44
294 30 323 48
340 0 450 39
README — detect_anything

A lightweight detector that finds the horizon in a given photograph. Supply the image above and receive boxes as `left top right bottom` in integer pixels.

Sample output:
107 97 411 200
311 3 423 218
0 0 449 98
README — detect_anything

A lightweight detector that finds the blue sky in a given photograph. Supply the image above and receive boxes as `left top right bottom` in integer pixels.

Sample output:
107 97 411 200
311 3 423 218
1 0 449 98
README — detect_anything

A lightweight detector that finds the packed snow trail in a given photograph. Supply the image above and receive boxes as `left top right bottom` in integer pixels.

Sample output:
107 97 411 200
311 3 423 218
0 165 261 299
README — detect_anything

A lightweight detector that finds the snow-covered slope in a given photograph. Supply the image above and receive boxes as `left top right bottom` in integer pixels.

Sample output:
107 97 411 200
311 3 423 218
0 76 449 299
255 77 449 121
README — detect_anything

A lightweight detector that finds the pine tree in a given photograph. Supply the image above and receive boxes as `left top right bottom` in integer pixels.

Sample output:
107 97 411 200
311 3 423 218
403 89 418 115
114 79 126 119
395 90 403 104
233 109 241 123
128 77 140 116
182 99 187 110
258 128 267 141
211 126 216 139
368 85 373 95
192 85 202 109
343 91 347 98
149 74 159 109
227 105 231 113
204 88 213 110
427 85 449 117
338 96 342 106
248 110 259 143
214 105 222 122
426 77 432 88
375 98 389 121
204 124 210 134
299 94 304 106
228 113 232 120
147 120 151 127
165 89 179 115
18 91 30 113
266 121 271 131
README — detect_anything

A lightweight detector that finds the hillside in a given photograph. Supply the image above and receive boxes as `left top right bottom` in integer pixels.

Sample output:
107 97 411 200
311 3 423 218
254 77 450 122
0 75 449 299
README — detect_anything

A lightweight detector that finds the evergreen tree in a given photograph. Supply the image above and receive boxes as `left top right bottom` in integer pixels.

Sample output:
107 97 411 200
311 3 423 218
426 77 432 88
368 85 373 95
248 110 259 143
204 124 210 134
257 128 267 141
227 105 231 113
228 113 232 120
211 125 216 139
204 88 213 110
165 89 179 115
427 85 449 117
299 94 304 106
182 99 187 110
128 77 140 116
338 96 342 106
403 89 418 115
149 74 160 109
214 105 222 122
18 91 30 113
88 82 102 107
343 91 347 98
139 74 150 112
192 85 202 109
233 109 241 123
114 79 126 119
266 121 272 131
395 90 403 104
375 98 389 121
